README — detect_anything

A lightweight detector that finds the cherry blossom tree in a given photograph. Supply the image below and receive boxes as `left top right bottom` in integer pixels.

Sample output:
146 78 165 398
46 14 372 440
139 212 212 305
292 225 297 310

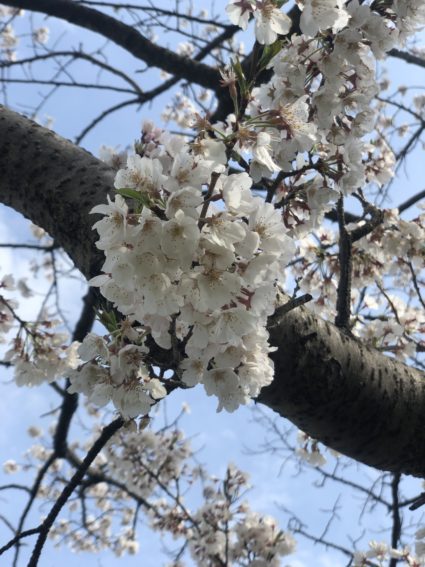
0 1 425 565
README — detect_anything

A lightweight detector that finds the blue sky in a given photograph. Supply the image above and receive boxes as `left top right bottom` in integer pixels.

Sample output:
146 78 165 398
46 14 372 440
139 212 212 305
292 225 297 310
1 2 425 566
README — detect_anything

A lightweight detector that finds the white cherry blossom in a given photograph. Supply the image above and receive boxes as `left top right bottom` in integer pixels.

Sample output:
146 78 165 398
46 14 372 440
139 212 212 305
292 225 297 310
91 194 128 250
114 154 166 198
300 0 350 37
254 1 291 45
225 0 255 31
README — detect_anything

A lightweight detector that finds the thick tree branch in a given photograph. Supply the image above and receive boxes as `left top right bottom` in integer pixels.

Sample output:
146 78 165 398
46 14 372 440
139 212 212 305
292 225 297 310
334 197 352 330
1 106 425 477
262 304 425 477
0 105 113 278
2 0 221 92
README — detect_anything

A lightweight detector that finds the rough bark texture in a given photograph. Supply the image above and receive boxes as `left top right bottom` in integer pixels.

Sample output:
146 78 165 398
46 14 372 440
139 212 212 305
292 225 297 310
262 306 425 476
1 106 425 477
0 105 113 278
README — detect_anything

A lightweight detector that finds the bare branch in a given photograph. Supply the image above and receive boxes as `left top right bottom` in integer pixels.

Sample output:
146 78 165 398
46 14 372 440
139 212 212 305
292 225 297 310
53 287 97 458
335 196 353 330
389 48 425 69
0 528 42 557
0 51 144 94
398 188 425 214
2 0 222 92
27 417 124 567
74 1 232 28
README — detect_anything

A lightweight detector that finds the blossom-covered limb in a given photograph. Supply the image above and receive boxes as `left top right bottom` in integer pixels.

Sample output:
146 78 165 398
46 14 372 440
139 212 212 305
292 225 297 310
0 104 424 475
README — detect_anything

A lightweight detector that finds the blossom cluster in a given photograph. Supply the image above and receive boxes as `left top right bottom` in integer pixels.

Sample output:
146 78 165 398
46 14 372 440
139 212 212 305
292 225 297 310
0 5 48 63
69 128 295 417
242 3 401 200
0 268 78 388
292 207 425 361
208 0 419 266
68 0 425 420
10 414 296 564
226 0 292 45
5 318 78 387
296 430 328 467
0 7 22 61
150 462 296 566
226 0 425 47
104 426 193 501
0 274 17 339
353 539 425 566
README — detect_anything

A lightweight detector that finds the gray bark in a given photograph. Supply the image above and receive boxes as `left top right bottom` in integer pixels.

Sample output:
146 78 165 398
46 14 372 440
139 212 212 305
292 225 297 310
0 105 114 278
263 306 425 477
1 105 424 477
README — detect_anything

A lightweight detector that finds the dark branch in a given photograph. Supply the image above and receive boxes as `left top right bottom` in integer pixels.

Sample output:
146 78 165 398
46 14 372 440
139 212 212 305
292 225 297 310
389 48 425 69
398 188 425 214
10 455 55 566
2 0 221 92
27 417 124 567
0 528 41 557
53 287 97 458
0 50 144 94
389 473 402 567
335 197 352 330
